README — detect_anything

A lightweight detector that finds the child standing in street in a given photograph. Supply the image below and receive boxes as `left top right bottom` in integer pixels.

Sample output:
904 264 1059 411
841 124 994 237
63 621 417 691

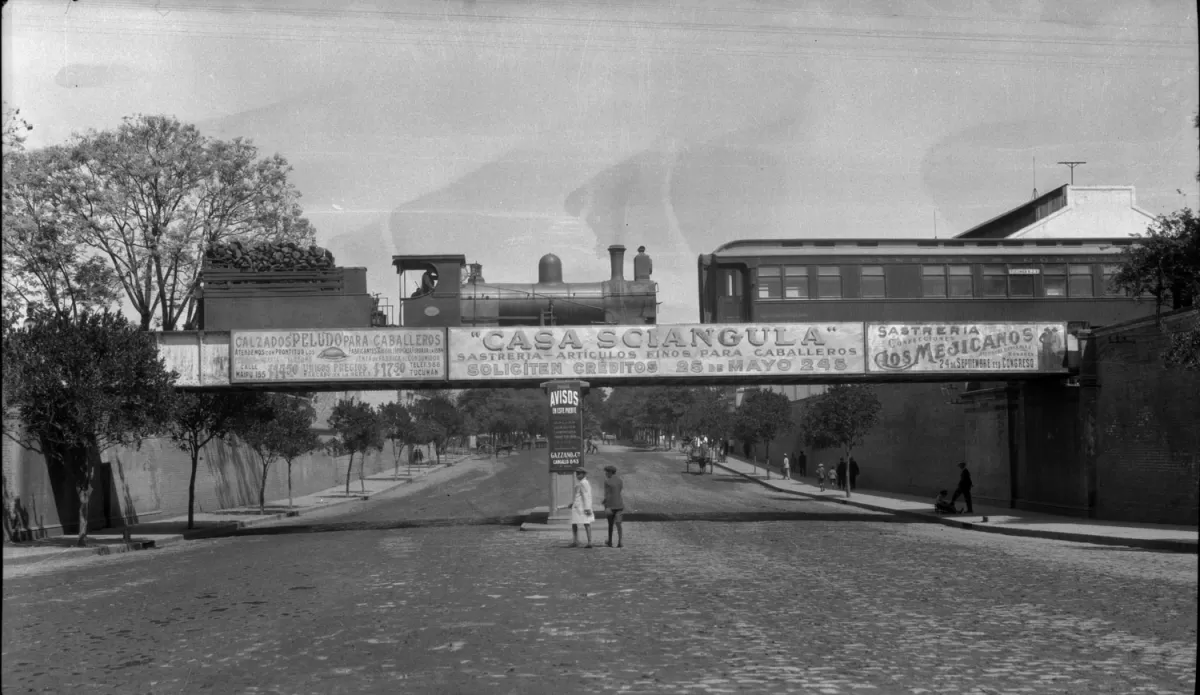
558 468 594 548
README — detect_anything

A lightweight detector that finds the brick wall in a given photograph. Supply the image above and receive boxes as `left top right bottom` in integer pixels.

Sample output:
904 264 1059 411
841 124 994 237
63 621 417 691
774 383 967 495
1016 381 1088 516
961 387 1012 507
1092 310 1199 525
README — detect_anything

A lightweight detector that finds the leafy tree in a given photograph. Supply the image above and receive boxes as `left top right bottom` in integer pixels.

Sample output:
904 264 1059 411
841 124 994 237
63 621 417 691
265 396 320 508
232 393 321 512
680 387 734 445
1112 209 1199 323
2 145 122 321
1164 317 1200 371
797 385 882 499
412 392 465 465
734 389 794 465
378 401 416 477
458 389 529 455
50 115 316 330
1 311 176 545
164 391 267 528
327 399 384 494
2 102 31 152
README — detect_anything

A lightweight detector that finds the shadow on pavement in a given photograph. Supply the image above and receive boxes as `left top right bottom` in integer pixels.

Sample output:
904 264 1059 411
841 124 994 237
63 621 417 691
224 510 914 538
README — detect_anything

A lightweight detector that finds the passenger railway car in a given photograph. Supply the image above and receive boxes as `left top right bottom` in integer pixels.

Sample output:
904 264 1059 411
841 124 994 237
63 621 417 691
395 244 657 327
697 238 1149 327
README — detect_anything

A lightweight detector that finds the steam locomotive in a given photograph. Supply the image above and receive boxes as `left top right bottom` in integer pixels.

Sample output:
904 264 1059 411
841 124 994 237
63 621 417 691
393 244 658 327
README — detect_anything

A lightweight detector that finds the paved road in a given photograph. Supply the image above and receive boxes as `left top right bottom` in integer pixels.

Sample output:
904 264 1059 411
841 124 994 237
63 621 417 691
3 446 1196 694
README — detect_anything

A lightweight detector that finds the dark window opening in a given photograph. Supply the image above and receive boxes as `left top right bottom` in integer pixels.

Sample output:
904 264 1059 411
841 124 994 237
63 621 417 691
817 266 842 299
1009 273 1035 297
983 265 1007 297
922 265 947 298
948 265 973 297
861 266 885 298
1069 264 1094 297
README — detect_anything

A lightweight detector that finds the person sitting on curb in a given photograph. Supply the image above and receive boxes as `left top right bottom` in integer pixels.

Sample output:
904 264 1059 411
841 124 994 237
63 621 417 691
934 489 959 515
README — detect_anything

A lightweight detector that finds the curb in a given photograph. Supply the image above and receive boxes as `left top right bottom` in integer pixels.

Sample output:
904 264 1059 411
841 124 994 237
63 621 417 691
2 539 157 567
6 461 474 562
711 461 1199 554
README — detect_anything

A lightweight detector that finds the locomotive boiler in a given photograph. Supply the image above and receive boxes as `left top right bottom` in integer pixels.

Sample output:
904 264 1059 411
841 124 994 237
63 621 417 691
392 244 657 327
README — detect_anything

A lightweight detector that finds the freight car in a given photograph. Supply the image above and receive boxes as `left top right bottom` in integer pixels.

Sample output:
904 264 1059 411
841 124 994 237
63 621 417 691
394 244 658 328
697 237 1148 327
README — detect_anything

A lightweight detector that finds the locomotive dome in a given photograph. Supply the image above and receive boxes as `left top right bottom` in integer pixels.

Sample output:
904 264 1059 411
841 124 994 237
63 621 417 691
538 253 564 284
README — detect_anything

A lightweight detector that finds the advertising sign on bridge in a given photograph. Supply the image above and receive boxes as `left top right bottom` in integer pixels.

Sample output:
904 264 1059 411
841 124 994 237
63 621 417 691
230 328 445 383
866 323 1069 374
447 323 866 381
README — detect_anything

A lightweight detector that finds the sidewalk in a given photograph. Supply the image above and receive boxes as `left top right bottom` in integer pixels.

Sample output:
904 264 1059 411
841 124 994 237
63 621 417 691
2 455 473 569
712 454 1198 553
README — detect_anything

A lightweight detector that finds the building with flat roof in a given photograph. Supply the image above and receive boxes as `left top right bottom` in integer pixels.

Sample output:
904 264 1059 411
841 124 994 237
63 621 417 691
955 185 1156 240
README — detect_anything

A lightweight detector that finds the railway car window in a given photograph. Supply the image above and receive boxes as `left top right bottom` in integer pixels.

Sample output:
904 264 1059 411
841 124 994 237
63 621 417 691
817 266 842 299
1069 264 1094 297
922 265 947 297
860 266 885 298
1102 264 1124 296
1044 265 1067 297
1009 270 1035 297
757 266 781 299
983 265 1007 296
783 266 809 299
949 265 973 297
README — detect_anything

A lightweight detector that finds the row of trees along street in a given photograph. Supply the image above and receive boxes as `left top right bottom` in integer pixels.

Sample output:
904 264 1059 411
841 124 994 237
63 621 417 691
2 103 1197 544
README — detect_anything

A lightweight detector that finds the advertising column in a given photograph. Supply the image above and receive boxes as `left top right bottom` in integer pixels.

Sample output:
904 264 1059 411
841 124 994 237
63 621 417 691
542 380 588 523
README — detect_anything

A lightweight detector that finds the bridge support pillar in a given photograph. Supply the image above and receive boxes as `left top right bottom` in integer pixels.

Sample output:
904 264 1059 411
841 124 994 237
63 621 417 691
541 380 590 525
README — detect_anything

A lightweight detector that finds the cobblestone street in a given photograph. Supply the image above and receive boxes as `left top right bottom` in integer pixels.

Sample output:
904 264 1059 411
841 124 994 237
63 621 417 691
3 448 1196 694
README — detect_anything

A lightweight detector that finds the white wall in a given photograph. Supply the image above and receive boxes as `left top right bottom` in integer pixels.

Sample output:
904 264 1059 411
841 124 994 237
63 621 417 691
1013 186 1156 239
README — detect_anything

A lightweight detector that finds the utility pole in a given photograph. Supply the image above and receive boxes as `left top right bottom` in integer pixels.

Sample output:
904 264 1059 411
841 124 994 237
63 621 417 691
1057 161 1086 186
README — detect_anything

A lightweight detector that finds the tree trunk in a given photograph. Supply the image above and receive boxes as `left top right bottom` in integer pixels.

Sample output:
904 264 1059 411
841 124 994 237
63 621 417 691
434 443 441 466
344 452 355 495
187 445 200 529
75 457 94 547
258 460 269 514
392 440 401 479
287 461 293 508
765 439 772 479
359 454 367 493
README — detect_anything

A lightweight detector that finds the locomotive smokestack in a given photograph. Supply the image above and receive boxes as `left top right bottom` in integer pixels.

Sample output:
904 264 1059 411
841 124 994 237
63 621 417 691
608 244 626 282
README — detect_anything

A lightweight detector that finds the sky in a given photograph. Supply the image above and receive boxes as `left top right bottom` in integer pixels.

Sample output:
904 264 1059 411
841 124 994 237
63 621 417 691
3 0 1198 324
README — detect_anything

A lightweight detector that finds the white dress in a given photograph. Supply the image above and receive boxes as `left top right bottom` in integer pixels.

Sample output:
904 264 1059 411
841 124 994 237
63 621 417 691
569 479 594 525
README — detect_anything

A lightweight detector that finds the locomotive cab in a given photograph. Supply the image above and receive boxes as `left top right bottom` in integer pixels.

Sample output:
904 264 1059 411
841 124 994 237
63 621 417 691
393 254 466 327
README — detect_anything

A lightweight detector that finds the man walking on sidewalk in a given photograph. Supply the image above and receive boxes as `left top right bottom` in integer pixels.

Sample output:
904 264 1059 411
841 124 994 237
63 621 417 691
797 451 807 478
849 457 860 491
782 452 791 481
951 461 974 514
